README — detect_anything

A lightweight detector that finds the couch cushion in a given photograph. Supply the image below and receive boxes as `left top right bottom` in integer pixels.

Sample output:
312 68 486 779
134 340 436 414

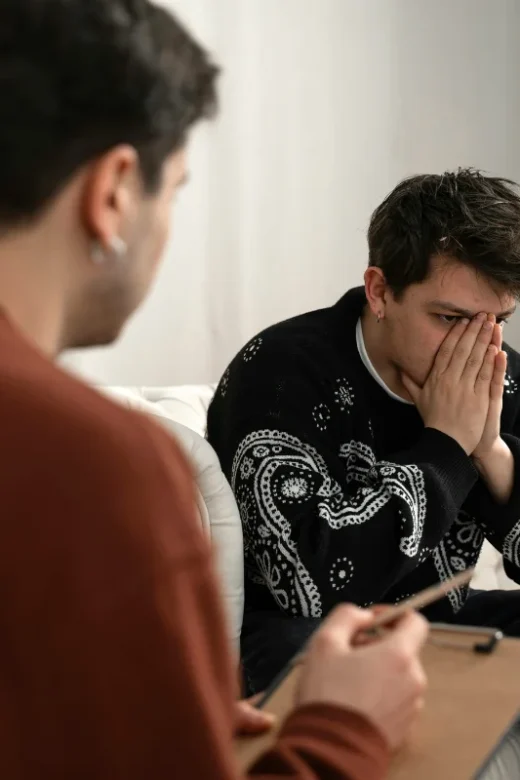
101 386 244 649
102 385 215 438
473 539 519 592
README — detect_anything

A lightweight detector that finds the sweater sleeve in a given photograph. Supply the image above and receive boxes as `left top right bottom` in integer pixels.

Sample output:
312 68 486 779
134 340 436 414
207 339 477 615
460 351 520 584
250 705 389 780
463 432 520 586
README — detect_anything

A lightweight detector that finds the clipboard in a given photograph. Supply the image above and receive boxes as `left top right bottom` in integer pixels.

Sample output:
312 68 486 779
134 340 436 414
235 624 520 779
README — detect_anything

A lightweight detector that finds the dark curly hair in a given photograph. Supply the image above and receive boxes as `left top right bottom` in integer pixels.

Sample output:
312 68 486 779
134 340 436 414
0 0 218 227
368 168 520 298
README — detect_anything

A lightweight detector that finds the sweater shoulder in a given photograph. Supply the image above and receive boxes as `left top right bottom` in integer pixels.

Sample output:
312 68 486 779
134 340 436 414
255 305 335 347
0 332 199 545
505 340 520 380
0 365 206 569
235 306 355 376
0 356 165 464
502 341 520 420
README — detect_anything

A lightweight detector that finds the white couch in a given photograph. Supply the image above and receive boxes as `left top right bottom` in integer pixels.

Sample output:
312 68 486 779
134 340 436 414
102 384 244 649
102 384 518 640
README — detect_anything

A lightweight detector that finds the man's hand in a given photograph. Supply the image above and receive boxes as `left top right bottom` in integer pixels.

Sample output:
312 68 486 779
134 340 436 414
472 321 508 459
298 605 428 750
234 695 276 736
471 320 514 503
402 313 495 455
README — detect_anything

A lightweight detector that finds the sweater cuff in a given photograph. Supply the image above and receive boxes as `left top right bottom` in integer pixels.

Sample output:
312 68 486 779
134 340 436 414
497 434 520 524
409 427 478 506
277 703 390 780
466 434 520 532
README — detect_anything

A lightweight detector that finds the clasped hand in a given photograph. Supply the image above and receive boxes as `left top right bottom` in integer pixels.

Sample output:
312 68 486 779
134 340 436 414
402 313 507 457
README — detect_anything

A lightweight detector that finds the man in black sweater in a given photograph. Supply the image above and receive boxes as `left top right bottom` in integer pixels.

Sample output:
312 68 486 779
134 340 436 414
207 169 520 694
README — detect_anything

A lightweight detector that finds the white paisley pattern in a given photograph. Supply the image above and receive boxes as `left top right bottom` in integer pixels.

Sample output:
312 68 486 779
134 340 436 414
232 429 429 617
254 550 290 610
328 442 428 559
330 556 354 591
312 403 331 432
431 512 482 612
219 367 230 397
505 372 519 396
232 430 336 617
504 518 520 567
334 378 355 412
243 337 263 362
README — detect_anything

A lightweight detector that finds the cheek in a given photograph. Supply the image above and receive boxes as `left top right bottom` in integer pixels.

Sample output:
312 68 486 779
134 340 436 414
414 328 448 379
145 202 173 274
393 320 443 381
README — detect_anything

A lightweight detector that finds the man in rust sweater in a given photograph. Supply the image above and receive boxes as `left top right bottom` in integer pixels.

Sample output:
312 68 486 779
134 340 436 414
0 1 429 778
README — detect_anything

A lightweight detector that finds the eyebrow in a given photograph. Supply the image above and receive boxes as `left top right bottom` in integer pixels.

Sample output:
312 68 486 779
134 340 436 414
429 299 517 319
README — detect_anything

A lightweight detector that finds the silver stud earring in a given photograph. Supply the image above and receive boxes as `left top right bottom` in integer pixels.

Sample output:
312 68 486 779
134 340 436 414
109 236 128 258
90 236 128 265
377 312 383 324
91 240 106 265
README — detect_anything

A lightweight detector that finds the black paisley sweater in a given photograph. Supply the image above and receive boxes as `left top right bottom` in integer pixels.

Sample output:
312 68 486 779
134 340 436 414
207 287 520 622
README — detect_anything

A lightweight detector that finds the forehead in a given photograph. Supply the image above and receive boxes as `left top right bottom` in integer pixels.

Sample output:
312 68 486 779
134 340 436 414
407 258 516 314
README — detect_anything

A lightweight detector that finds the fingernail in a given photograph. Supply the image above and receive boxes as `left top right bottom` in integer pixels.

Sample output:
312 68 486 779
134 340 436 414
476 312 486 322
461 318 469 326
483 321 493 330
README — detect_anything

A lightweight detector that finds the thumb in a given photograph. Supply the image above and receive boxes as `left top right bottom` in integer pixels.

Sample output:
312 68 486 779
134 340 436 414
490 350 507 402
319 604 375 649
383 611 429 655
234 698 276 735
401 372 421 404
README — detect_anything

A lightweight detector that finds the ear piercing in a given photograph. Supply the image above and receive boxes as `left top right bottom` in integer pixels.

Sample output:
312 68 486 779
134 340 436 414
90 236 128 264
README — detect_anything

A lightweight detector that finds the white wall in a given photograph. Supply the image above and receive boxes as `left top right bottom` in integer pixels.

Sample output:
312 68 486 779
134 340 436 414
68 0 520 386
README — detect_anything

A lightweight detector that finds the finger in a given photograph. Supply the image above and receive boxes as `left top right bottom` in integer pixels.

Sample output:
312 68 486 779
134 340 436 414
432 317 470 374
382 610 429 655
475 344 498 391
234 699 276 735
401 373 421 404
490 350 507 402
352 605 397 647
461 316 495 382
366 605 388 616
315 605 374 651
246 693 264 707
491 321 502 351
449 313 490 380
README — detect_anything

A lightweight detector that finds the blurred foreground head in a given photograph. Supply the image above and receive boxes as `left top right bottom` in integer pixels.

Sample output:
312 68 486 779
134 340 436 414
0 0 218 350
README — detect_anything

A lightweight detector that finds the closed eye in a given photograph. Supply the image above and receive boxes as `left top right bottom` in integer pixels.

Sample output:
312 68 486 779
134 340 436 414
438 314 461 325
437 314 509 327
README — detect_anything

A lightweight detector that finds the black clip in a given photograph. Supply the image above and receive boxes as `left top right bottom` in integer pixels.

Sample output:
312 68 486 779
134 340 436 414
428 623 505 654
473 630 503 655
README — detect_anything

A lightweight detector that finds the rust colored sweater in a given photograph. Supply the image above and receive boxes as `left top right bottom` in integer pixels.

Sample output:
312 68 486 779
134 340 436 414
0 314 389 779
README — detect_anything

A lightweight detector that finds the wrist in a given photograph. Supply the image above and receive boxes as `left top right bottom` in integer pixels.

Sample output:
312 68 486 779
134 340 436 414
473 437 508 469
472 438 514 505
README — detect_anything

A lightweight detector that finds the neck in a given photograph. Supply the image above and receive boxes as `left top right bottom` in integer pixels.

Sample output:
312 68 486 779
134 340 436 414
0 230 69 356
360 306 412 402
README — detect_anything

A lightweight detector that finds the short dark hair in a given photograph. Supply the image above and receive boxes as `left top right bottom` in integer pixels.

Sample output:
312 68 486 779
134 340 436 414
0 0 218 227
368 168 520 298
